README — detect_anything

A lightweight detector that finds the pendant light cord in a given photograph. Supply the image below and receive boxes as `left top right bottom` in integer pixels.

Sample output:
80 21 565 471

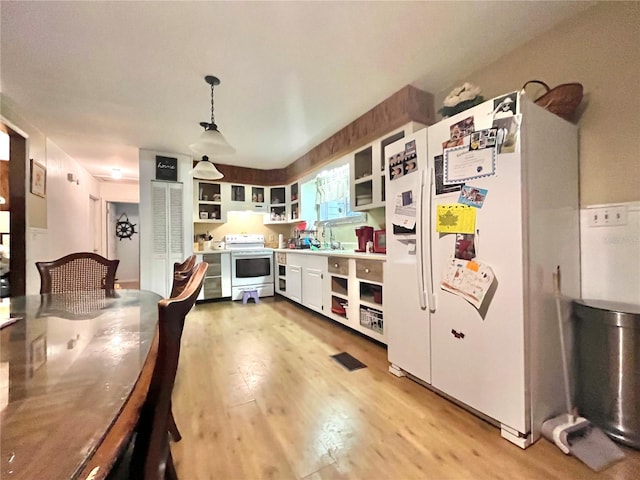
210 82 216 127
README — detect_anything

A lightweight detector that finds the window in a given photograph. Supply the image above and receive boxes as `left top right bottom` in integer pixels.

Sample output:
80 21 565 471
313 163 364 222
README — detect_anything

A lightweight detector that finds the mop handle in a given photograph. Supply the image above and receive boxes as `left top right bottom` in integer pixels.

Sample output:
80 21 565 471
553 267 574 422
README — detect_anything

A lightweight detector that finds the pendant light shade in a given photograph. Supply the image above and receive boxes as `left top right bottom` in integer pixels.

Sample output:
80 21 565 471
189 75 235 157
192 155 224 180
190 127 235 156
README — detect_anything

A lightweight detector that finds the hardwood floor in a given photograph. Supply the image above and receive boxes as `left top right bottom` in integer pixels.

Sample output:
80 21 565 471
171 297 640 479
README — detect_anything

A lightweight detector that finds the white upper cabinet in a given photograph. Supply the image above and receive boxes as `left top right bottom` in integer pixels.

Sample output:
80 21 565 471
194 179 225 223
350 122 425 212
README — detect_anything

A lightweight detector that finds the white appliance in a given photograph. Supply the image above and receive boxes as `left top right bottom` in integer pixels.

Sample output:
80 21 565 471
224 234 274 300
384 93 580 448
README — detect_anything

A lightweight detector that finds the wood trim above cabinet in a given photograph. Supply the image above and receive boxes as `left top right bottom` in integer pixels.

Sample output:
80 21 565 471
207 84 434 185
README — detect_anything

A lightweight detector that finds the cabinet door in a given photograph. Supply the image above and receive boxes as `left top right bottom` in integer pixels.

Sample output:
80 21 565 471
302 267 323 313
288 265 302 303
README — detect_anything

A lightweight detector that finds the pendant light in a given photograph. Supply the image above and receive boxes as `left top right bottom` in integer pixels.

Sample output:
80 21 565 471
192 155 223 180
190 75 235 163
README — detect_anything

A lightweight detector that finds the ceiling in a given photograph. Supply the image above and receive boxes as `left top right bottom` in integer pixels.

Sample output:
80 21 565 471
1 1 593 181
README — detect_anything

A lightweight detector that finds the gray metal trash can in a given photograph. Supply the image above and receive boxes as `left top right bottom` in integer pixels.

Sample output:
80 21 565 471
573 299 640 449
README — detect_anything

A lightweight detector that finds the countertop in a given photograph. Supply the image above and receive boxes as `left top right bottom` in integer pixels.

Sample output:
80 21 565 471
194 249 229 255
193 248 386 261
273 248 386 261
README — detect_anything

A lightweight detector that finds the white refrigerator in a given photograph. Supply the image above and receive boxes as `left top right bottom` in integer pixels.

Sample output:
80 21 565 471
384 93 580 448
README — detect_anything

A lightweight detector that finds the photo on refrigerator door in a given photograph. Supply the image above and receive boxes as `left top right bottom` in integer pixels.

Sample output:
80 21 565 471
458 185 488 208
434 155 464 195
454 233 476 261
389 140 419 180
442 116 475 149
493 115 521 154
389 152 405 180
469 128 497 151
492 92 518 118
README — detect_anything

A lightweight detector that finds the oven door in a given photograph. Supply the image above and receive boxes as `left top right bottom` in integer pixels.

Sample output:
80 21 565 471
231 251 274 287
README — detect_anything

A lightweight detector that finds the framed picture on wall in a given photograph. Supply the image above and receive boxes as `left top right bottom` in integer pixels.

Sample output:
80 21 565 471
30 159 46 198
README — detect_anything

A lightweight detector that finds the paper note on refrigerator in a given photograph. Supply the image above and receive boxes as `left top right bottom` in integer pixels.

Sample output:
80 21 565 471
440 257 495 309
392 192 416 229
436 204 476 234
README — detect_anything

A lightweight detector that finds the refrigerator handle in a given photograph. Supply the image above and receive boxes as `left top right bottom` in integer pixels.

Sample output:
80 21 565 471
415 168 427 310
425 166 436 312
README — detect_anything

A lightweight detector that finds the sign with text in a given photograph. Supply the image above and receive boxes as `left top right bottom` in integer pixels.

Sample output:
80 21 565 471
155 156 178 181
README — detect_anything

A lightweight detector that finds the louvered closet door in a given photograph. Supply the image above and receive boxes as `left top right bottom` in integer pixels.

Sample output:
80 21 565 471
151 181 184 297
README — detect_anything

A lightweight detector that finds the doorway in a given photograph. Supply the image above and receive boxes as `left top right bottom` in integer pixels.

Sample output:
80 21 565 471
1 123 26 296
107 201 140 289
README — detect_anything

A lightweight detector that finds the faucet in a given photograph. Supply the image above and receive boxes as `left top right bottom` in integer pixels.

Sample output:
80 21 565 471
329 228 341 250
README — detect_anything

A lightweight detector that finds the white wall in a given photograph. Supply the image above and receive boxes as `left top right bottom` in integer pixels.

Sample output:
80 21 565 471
580 201 640 304
26 139 101 294
438 2 639 207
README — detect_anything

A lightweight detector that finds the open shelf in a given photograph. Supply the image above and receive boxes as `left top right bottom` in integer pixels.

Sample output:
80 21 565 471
331 276 348 297
359 282 382 306
359 306 383 334
331 295 348 318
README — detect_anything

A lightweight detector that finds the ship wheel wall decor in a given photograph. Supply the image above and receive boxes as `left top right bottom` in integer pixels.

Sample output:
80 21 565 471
115 212 137 241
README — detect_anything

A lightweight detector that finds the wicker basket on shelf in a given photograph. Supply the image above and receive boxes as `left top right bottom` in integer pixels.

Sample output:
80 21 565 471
522 80 583 120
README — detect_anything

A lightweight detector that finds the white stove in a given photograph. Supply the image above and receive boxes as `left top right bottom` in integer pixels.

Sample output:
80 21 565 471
224 234 274 300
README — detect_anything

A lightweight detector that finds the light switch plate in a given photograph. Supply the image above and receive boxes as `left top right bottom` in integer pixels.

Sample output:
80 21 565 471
587 205 628 227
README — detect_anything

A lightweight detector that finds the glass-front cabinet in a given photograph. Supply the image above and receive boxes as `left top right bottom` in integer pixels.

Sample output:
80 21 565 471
349 122 425 212
266 186 287 223
226 184 267 213
290 182 299 221
194 180 224 223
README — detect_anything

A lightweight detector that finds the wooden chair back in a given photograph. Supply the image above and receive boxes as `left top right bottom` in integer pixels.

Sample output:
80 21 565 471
133 262 207 480
170 255 198 299
173 255 196 276
36 252 119 295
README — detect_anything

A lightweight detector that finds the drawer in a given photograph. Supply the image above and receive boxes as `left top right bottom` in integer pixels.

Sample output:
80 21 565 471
356 259 383 283
203 255 222 275
203 277 222 298
328 256 349 276
205 262 221 277
276 252 287 265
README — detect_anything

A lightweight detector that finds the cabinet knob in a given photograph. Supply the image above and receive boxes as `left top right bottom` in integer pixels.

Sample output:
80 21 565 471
334 263 339 268
365 268 370 273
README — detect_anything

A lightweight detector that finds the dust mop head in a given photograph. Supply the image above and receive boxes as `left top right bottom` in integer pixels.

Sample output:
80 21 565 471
542 414 625 472
568 424 626 472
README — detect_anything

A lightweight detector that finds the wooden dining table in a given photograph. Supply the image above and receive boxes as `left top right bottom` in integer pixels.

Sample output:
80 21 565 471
0 289 161 480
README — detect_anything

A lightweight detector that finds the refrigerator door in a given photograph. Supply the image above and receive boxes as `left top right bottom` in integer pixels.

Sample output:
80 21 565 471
426 99 528 433
384 130 432 384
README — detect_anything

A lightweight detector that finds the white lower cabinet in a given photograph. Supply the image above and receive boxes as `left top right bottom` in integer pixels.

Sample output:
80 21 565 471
275 252 325 314
288 264 302 303
275 252 385 343
302 265 323 314
325 255 385 344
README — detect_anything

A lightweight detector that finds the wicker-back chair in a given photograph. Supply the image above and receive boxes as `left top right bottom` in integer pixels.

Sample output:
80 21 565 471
36 252 119 295
131 262 207 479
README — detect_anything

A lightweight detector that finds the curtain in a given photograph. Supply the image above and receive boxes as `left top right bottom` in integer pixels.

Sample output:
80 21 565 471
316 164 349 204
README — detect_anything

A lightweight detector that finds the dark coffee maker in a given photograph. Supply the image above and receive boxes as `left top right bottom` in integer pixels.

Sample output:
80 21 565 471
355 226 374 252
